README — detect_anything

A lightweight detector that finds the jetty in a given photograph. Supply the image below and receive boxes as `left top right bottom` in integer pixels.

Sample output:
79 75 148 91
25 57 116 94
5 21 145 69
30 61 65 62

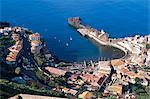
68 17 127 56
68 17 150 59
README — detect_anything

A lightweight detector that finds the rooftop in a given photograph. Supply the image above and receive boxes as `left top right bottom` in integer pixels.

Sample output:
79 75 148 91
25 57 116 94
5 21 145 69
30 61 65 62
111 59 125 67
45 67 67 76
9 94 67 99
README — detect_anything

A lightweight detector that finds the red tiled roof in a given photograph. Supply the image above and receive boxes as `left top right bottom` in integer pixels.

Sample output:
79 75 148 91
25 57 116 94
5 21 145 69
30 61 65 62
45 67 67 76
80 74 102 84
126 71 136 78
111 59 125 67
31 33 40 37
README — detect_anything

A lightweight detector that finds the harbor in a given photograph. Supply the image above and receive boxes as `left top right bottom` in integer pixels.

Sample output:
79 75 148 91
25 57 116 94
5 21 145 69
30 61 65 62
1 0 150 98
68 17 150 60
67 17 150 98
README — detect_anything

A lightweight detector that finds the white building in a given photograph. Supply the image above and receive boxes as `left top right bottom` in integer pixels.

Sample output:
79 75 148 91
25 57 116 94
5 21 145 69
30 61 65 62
29 33 41 41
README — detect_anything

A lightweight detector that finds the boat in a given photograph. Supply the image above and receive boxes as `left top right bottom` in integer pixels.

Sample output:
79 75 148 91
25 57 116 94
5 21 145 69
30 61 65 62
70 37 73 41
66 43 69 46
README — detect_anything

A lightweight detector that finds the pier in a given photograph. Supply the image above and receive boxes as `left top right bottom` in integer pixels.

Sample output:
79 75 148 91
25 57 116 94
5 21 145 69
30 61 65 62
68 17 150 60
68 17 127 58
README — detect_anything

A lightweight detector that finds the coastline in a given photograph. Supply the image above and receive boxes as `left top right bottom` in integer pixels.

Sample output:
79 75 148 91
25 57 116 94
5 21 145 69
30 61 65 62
68 17 149 61
1 21 150 99
86 33 127 59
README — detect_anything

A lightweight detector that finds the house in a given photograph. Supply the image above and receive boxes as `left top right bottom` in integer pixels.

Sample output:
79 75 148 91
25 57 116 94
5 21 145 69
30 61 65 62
29 33 41 41
30 40 42 54
80 73 104 87
106 84 123 95
62 88 78 95
94 61 111 75
131 54 146 66
126 71 136 79
8 41 22 53
137 70 150 80
111 59 125 69
119 67 129 75
6 52 18 62
78 91 93 99
6 40 23 63
29 33 42 54
69 74 78 82
9 94 67 99
45 67 67 76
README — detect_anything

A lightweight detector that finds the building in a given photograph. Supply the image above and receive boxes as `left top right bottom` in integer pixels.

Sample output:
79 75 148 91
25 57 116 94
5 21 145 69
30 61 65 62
111 59 125 68
126 71 136 79
29 33 41 41
9 94 67 99
45 67 67 76
78 91 93 99
30 40 42 54
6 31 23 64
94 61 111 75
80 73 104 88
29 33 42 54
6 40 23 63
62 88 78 96
106 84 122 95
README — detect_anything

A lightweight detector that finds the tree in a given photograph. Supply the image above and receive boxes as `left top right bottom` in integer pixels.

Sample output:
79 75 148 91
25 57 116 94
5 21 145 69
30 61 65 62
134 77 142 84
0 79 66 98
146 44 150 49
48 81 55 87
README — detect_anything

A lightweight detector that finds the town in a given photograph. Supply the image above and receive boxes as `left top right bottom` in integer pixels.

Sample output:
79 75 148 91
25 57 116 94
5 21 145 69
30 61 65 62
0 21 150 99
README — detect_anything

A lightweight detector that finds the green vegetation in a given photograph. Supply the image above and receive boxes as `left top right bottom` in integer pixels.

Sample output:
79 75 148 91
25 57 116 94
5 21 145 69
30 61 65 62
134 77 142 84
107 95 116 99
146 44 150 49
48 81 56 88
0 36 15 48
0 61 18 79
0 51 3 63
131 83 150 99
0 79 66 98
36 70 49 83
95 92 103 98
36 69 65 88
137 86 150 99
34 54 45 66
138 93 150 99
0 35 16 63
25 30 33 35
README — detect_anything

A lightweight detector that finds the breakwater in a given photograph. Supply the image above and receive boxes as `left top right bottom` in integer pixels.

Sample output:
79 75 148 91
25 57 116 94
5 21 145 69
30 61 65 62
68 17 128 59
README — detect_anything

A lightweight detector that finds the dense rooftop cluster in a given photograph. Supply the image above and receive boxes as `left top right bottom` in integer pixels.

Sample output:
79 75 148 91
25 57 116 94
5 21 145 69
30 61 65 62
68 17 150 98
0 22 150 99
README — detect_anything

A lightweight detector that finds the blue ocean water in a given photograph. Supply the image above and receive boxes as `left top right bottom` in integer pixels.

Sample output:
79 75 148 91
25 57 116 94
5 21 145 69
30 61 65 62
1 0 149 62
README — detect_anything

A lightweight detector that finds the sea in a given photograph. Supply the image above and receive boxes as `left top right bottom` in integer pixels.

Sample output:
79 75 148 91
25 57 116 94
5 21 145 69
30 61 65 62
1 0 149 62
